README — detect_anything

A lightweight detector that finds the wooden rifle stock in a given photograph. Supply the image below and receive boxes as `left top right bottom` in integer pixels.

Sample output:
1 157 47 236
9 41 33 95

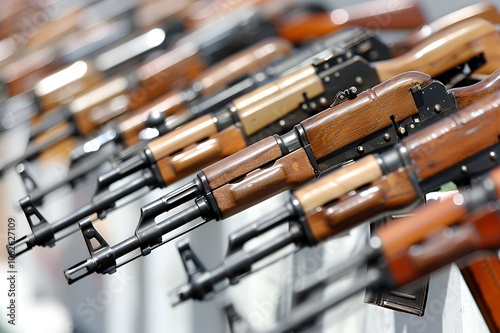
277 0 425 44
373 18 500 80
391 3 500 56
305 168 418 243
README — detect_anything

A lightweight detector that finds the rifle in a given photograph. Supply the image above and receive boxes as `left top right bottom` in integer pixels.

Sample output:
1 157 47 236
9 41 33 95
264 165 500 333
164 86 500 304
70 0 500 165
55 17 500 281
0 6 281 176
43 27 390 198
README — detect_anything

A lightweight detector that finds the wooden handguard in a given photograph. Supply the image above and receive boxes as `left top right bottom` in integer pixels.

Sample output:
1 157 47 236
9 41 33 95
196 38 293 96
461 255 500 333
374 18 500 81
305 168 418 243
452 68 500 110
156 126 247 185
407 91 500 181
391 3 500 56
302 71 432 160
212 148 316 218
203 136 283 189
277 0 425 44
133 43 206 108
233 65 324 136
294 155 382 213
147 114 217 161
385 207 500 288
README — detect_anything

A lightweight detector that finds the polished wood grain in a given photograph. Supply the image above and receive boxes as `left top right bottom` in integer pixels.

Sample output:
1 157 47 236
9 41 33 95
374 18 500 81
407 91 500 181
235 65 324 136
133 43 206 109
156 126 247 185
306 168 418 243
213 148 316 219
148 114 217 161
203 136 282 189
302 71 432 160
277 0 425 44
391 3 500 56
452 69 500 110
197 38 293 96
295 155 382 214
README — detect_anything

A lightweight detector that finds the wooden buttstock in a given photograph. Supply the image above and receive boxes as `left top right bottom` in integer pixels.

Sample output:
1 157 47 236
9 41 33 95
407 91 500 181
461 255 500 333
294 155 382 214
156 126 248 185
277 0 425 44
391 3 500 56
302 71 432 160
305 168 418 243
133 43 206 109
196 37 293 96
147 114 217 161
452 69 500 110
202 136 283 189
374 18 500 81
212 148 316 219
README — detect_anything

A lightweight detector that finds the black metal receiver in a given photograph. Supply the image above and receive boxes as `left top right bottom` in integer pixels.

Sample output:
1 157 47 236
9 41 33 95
60 64 485 284
11 45 387 258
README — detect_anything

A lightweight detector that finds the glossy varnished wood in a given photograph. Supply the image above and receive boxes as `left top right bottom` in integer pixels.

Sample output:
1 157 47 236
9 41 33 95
203 136 282 189
148 114 217 161
133 43 206 108
212 148 316 219
197 38 293 96
391 3 500 56
306 168 418 243
156 126 247 185
452 69 500 110
460 255 500 332
295 155 382 214
407 92 500 181
374 18 500 81
302 71 432 160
